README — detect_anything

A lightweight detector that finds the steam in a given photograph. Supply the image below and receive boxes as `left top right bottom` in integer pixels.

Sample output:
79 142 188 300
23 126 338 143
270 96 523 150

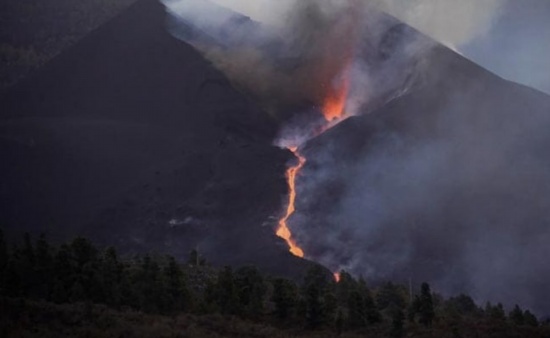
202 0 505 48
374 0 504 48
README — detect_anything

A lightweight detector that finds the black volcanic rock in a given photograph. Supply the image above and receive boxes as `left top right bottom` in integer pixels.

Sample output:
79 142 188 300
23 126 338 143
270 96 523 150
298 44 550 312
0 0 317 279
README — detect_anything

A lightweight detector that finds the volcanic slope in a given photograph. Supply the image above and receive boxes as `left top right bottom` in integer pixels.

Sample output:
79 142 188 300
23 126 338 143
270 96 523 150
0 0 316 278
299 39 550 312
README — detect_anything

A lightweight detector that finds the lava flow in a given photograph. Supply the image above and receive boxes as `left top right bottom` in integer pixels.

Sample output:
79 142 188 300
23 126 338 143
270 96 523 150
276 146 307 257
275 1 359 276
275 74 350 259
276 56 352 261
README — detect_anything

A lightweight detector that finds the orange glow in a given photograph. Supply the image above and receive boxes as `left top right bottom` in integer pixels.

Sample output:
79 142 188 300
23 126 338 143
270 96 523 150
276 0 360 261
276 146 307 257
319 0 359 122
322 66 351 122
334 272 341 283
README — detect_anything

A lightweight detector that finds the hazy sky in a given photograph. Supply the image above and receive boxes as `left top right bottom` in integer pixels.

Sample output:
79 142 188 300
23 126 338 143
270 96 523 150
463 0 550 94
210 0 550 95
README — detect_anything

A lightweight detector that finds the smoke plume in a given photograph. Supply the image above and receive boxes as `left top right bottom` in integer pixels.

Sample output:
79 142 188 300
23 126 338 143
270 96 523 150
164 0 436 121
202 0 505 48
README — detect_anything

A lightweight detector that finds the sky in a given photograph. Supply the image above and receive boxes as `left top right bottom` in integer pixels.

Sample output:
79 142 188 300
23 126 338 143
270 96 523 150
210 0 550 95
463 0 550 94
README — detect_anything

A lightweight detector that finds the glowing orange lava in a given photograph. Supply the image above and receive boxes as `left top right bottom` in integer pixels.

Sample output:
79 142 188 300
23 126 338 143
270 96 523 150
322 64 351 122
276 42 351 260
276 146 307 257
334 272 341 283
276 0 359 269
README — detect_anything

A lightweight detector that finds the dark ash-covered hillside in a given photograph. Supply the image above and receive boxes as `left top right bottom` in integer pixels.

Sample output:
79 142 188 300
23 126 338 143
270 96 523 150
0 0 316 279
296 42 550 313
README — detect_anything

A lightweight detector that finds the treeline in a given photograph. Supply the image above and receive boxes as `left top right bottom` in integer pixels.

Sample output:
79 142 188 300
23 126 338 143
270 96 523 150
1 230 549 338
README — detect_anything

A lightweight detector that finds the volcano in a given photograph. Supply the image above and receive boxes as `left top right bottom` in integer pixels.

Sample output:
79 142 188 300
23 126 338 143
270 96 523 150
163 0 550 313
2 0 550 313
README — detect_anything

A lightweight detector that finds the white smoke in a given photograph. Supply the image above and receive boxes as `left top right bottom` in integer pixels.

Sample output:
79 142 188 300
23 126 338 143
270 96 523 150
374 0 504 48
209 0 295 27
207 0 504 48
208 0 549 95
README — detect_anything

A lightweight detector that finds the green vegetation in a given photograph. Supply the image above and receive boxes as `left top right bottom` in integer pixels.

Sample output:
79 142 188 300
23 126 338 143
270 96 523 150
1 229 549 337
0 0 136 88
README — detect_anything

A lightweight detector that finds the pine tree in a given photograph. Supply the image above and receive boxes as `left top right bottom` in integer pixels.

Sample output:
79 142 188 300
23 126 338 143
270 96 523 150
137 255 164 313
408 295 420 322
336 270 356 306
418 283 435 327
509 304 524 325
304 265 331 292
487 302 506 321
18 233 37 296
305 282 324 329
163 255 191 314
347 290 366 329
22 233 35 266
202 279 218 314
447 294 478 316
358 278 381 324
0 229 7 272
390 305 405 338
70 237 97 269
34 234 53 299
3 260 21 297
323 291 338 324
303 265 330 329
272 278 297 320
484 301 492 317
53 244 76 296
235 266 266 318
188 249 199 266
376 282 406 311
101 247 122 307
216 266 239 315
0 229 8 294
335 309 344 335
524 310 539 327
118 262 136 309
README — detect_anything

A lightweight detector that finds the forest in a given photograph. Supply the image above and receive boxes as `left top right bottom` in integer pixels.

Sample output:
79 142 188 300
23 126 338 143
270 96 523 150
1 230 549 337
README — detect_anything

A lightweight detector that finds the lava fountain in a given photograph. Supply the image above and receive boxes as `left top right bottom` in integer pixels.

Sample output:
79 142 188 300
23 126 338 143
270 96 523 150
322 64 351 122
